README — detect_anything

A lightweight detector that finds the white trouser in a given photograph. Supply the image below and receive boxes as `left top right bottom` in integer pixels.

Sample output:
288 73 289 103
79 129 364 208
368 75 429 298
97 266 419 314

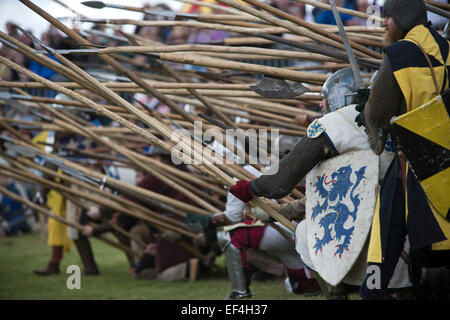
259 223 311 278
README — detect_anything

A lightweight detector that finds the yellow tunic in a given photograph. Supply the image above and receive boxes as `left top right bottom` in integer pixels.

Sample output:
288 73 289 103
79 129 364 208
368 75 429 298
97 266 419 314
368 24 450 263
32 131 73 252
46 189 72 252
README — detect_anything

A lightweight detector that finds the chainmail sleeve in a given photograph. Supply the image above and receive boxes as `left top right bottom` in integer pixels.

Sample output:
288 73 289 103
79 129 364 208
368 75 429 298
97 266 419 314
250 134 336 199
364 55 406 154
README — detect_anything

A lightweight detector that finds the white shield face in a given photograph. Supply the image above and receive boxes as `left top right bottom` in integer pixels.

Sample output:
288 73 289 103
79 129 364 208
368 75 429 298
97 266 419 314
305 150 379 286
294 220 314 272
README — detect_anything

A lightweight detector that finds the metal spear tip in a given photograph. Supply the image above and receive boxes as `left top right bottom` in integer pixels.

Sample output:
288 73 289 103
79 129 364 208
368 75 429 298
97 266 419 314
15 24 56 55
3 143 38 159
77 18 108 24
29 109 53 122
250 76 309 99
81 1 106 9
0 135 15 144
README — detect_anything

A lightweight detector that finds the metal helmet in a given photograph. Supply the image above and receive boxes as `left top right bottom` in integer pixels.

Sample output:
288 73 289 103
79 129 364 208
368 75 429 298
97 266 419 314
321 67 357 112
382 0 427 35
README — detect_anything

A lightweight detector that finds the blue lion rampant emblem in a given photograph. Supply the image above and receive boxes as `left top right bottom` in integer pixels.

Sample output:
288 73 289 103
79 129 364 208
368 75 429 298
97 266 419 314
311 165 367 258
307 119 325 138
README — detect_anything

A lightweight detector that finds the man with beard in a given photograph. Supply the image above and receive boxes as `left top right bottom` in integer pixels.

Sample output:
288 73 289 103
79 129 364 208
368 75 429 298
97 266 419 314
359 0 450 299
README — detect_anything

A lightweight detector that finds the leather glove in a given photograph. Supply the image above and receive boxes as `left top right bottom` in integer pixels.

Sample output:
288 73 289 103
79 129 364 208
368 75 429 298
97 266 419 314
229 180 254 203
183 213 211 234
248 206 273 223
354 88 371 127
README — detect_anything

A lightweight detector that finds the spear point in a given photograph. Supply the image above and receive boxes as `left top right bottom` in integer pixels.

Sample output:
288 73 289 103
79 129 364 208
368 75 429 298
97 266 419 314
81 1 105 9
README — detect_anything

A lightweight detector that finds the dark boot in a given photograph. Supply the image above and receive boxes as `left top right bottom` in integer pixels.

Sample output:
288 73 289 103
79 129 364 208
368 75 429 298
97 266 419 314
34 261 60 276
287 268 321 295
75 236 99 276
34 246 62 276
224 266 254 300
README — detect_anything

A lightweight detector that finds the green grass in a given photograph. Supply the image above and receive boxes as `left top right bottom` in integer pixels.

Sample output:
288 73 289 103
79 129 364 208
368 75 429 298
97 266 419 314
0 232 328 300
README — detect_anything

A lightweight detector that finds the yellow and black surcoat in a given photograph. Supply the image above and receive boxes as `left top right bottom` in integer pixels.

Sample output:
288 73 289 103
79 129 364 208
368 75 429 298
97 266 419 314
368 24 450 263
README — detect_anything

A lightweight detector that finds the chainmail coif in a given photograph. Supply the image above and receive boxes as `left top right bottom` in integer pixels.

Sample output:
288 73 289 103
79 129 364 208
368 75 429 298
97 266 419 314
382 0 428 35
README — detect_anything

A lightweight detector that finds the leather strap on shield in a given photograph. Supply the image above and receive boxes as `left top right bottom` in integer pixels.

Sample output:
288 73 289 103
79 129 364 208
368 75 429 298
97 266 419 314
412 40 440 96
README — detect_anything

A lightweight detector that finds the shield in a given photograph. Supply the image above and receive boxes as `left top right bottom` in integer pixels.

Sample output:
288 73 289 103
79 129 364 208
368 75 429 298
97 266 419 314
305 150 379 286
391 88 450 220
296 217 370 286
294 220 314 272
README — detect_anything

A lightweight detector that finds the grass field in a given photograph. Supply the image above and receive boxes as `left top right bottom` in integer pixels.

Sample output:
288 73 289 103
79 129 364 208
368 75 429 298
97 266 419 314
0 231 330 300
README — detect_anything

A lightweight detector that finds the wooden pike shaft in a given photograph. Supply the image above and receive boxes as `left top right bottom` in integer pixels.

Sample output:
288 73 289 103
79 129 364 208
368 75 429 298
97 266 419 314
8 152 186 226
135 157 227 197
2 115 306 138
241 0 382 59
156 89 322 100
165 97 306 130
49 105 219 213
8 154 219 267
211 25 384 46
97 16 377 59
62 190 220 267
16 41 327 85
0 184 141 258
0 90 125 112
91 0 255 21
424 0 450 10
0 164 195 239
9 135 212 221
33 129 225 209
120 32 235 130
60 191 147 248
35 133 227 197
155 118 306 137
0 56 223 214
209 96 321 117
3 37 234 188
152 52 327 84
84 18 286 34
1 80 326 99
0 80 259 91
0 118 30 143
116 4 261 22
150 118 296 231
294 0 384 23
0 31 101 96
19 0 199 126
17 0 297 232
217 0 379 59
174 0 245 15
1 80 322 94
95 44 347 63
43 99 223 212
